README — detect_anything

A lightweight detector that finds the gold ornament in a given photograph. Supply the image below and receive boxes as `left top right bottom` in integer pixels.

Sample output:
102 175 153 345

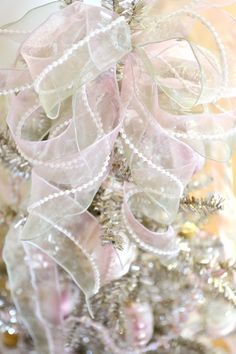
178 221 198 238
2 329 19 348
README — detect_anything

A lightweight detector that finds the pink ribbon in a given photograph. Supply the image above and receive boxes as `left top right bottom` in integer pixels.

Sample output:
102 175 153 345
3 219 65 354
4 3 135 352
120 53 201 254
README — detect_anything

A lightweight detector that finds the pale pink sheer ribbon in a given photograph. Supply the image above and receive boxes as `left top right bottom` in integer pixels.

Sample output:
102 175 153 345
120 0 236 254
6 2 134 289
120 52 202 256
4 4 135 354
132 1 236 161
2 1 236 354
3 219 65 354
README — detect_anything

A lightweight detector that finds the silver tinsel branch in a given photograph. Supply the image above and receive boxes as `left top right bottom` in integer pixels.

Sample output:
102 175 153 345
0 130 31 179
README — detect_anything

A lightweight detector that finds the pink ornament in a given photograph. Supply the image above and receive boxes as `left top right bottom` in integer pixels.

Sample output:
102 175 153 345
60 289 77 319
124 301 154 348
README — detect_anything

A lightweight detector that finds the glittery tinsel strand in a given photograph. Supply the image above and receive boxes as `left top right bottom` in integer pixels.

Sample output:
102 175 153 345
0 130 31 179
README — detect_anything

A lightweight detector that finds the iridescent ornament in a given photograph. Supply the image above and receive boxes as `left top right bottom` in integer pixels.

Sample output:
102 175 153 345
205 300 236 337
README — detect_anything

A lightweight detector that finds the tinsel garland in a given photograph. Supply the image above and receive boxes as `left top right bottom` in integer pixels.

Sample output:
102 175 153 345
0 130 31 180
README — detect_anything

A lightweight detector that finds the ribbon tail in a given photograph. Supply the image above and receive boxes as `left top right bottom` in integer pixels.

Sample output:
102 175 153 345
3 219 65 354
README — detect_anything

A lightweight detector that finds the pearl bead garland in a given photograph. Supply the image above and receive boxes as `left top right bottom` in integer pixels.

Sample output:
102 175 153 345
120 128 183 192
28 154 110 212
122 207 179 256
34 17 126 93
0 16 126 97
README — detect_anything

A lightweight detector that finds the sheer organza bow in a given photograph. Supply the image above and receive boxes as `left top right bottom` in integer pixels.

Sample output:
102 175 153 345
2 1 236 353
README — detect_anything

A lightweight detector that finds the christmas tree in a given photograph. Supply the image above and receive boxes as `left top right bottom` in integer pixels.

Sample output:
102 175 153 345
1 1 236 353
